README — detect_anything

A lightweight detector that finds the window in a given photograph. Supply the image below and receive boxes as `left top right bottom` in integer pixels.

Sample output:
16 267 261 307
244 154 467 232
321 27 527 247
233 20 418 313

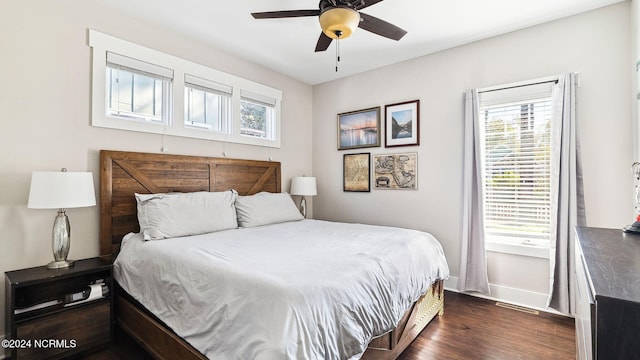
478 81 554 253
240 90 276 140
184 75 231 133
106 52 172 125
89 29 282 148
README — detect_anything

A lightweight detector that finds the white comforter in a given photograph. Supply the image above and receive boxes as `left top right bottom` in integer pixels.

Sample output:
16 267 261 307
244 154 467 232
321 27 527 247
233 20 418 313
114 219 449 360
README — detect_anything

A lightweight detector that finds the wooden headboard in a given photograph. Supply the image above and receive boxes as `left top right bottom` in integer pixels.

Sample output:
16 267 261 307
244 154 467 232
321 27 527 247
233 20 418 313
99 150 281 257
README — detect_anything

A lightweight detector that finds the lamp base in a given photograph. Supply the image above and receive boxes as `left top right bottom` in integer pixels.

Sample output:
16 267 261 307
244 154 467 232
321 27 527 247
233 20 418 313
299 197 307 218
50 210 72 270
47 259 74 269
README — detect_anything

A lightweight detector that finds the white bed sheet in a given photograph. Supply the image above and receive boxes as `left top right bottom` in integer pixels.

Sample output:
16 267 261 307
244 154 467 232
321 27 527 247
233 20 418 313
114 219 449 360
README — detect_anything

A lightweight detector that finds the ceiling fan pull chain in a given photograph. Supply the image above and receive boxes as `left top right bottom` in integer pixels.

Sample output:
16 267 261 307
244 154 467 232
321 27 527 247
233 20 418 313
335 31 342 72
335 39 339 72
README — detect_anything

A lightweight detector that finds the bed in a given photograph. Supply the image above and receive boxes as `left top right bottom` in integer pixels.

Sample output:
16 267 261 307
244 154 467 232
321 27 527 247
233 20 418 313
99 149 448 360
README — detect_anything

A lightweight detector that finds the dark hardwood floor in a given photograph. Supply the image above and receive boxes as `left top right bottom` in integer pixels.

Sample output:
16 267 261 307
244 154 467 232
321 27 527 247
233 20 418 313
398 291 575 360
82 291 575 360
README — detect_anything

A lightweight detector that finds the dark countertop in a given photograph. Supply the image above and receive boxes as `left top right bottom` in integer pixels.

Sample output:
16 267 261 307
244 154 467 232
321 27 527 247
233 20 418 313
575 226 640 304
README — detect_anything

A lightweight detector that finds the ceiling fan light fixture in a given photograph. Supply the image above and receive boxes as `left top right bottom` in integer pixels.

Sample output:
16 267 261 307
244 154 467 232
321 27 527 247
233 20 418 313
319 7 360 40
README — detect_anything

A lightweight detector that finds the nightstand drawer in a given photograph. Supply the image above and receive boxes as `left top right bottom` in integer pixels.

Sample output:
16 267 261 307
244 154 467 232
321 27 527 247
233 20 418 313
15 301 110 360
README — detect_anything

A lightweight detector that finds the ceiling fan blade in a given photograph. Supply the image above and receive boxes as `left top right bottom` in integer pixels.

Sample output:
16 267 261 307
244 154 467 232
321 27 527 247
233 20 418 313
358 12 407 41
315 32 333 52
355 0 385 10
251 9 320 19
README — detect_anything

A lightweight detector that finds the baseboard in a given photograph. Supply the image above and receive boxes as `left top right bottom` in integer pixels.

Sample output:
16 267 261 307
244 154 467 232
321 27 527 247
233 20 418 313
443 276 459 293
443 276 562 315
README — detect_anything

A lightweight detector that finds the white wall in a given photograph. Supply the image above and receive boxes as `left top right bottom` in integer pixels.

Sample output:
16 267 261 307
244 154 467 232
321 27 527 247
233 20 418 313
0 0 312 339
312 2 632 308
633 0 640 160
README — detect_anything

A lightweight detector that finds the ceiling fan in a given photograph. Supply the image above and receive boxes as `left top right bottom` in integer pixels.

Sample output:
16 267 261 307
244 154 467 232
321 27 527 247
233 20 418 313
251 0 407 52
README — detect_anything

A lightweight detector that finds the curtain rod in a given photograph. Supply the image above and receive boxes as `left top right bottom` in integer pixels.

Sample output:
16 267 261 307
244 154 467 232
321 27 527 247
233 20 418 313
478 79 558 94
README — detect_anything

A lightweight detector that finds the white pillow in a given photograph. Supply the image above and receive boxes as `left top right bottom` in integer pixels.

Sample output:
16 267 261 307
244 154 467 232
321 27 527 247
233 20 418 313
235 192 304 228
135 190 238 240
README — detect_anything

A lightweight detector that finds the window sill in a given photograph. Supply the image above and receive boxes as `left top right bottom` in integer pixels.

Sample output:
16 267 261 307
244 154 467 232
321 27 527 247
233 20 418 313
486 241 549 259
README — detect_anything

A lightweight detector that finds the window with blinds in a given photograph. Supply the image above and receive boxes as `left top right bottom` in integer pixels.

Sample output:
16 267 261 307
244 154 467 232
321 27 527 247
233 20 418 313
478 81 554 248
184 74 232 133
90 29 283 148
240 90 276 140
106 52 173 124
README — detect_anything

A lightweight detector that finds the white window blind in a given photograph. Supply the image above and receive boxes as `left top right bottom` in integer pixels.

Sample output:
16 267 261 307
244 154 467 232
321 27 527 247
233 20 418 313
478 81 554 247
107 52 174 80
240 89 276 107
185 74 232 96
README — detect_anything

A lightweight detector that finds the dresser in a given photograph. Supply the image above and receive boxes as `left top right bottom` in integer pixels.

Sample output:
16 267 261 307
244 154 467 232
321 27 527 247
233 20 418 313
574 227 640 360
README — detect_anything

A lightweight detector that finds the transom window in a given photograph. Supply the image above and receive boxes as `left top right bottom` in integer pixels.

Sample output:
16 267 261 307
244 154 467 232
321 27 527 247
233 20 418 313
90 29 282 148
106 52 173 125
107 67 167 123
240 90 276 140
184 75 232 133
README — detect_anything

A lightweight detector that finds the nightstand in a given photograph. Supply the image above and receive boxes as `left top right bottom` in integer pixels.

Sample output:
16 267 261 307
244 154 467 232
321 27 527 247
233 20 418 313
4 256 113 360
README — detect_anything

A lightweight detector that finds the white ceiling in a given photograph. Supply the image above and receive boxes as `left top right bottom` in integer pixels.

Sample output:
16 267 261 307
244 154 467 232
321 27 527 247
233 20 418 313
99 0 624 85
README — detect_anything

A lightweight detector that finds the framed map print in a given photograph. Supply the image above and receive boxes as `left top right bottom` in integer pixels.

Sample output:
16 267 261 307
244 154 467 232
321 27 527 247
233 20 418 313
373 153 417 190
343 153 370 192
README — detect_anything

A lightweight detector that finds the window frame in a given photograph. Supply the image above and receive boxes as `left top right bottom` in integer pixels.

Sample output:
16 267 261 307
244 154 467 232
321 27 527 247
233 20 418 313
183 74 233 134
239 89 277 140
89 29 282 148
106 64 172 125
477 77 557 259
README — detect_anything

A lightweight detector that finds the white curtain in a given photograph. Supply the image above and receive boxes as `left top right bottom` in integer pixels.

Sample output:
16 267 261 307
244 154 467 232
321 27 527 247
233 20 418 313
458 89 491 295
547 73 586 315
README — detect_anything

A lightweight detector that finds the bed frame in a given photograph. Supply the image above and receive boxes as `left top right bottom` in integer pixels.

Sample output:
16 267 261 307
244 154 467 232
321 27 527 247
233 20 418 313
98 149 444 360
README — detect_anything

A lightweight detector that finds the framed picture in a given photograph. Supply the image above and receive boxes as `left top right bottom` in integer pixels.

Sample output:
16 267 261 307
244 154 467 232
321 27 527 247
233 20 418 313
343 153 371 192
385 100 420 147
338 107 381 150
373 153 417 190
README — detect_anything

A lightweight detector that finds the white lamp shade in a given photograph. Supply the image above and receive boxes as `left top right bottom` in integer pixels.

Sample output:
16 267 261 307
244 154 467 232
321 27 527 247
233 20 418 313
28 171 96 209
290 177 317 196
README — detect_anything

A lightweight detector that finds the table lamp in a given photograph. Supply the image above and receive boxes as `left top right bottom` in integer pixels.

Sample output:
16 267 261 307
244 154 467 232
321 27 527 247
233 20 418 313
28 169 96 269
290 176 317 218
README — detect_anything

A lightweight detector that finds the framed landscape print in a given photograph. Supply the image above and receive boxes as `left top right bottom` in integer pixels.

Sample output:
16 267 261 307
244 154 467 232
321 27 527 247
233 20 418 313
343 153 371 192
385 100 420 147
373 153 417 190
338 107 381 150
